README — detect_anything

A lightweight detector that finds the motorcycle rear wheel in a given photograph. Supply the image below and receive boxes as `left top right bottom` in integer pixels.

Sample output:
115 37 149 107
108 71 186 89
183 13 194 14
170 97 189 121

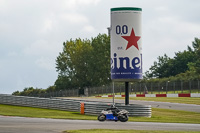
119 114 128 122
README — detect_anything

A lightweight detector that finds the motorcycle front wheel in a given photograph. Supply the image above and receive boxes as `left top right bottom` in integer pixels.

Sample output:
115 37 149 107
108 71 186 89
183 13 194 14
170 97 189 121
119 114 128 122
98 114 106 121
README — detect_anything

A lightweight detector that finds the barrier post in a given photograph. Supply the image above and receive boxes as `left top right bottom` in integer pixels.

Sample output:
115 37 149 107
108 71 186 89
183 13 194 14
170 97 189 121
80 102 84 115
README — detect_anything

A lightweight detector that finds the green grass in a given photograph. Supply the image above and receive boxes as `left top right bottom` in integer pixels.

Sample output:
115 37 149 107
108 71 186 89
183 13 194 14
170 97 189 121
132 108 200 124
94 97 200 105
0 104 200 124
130 97 200 105
65 129 200 133
0 104 96 120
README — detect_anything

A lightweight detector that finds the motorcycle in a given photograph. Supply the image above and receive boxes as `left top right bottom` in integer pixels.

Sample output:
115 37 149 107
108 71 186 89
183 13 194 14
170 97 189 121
97 105 129 122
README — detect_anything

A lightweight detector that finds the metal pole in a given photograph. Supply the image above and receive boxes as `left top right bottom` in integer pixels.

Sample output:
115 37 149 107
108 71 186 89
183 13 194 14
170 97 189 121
181 80 183 93
135 84 137 94
125 82 129 105
189 80 191 93
174 82 175 94
112 82 115 105
198 80 200 93
120 85 121 95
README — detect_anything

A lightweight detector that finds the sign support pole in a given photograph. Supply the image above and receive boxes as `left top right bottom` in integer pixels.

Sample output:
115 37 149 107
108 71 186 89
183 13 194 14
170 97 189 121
112 82 115 106
125 82 129 105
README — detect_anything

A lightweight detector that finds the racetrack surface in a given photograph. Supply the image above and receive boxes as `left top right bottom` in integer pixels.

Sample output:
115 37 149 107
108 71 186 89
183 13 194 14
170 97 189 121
63 97 200 113
0 115 200 133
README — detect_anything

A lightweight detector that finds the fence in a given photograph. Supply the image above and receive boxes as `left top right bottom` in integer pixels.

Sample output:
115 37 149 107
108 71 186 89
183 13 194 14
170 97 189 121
0 94 151 117
14 80 200 98
27 89 79 98
87 80 200 96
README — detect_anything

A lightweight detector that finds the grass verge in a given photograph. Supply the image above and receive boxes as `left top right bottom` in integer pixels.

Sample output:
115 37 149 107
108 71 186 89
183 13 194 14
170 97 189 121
132 108 200 124
130 97 200 105
94 97 200 105
0 104 96 120
64 129 200 133
0 104 200 124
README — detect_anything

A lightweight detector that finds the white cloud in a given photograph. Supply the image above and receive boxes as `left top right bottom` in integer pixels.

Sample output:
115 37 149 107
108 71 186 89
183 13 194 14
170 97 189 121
81 25 96 33
60 13 89 24
41 19 54 33
0 0 7 12
7 52 18 57
64 0 101 10
155 6 168 11
153 16 200 41
35 57 54 70
23 40 55 56
76 0 101 5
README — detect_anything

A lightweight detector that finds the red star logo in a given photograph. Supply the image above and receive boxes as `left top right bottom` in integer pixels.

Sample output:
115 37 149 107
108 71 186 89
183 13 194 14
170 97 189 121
121 28 141 50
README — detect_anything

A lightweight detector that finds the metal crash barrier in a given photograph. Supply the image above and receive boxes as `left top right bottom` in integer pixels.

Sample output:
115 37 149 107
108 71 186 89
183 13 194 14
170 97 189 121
0 94 151 117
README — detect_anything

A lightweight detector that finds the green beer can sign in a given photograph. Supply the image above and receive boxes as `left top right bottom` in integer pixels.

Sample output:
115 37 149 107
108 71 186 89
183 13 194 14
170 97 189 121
110 7 142 81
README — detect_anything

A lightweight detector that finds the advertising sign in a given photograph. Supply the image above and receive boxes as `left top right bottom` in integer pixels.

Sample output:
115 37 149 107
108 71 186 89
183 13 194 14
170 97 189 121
110 7 142 81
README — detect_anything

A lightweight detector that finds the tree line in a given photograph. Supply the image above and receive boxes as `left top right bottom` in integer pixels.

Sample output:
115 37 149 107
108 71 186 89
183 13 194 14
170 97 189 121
144 37 200 83
12 35 200 96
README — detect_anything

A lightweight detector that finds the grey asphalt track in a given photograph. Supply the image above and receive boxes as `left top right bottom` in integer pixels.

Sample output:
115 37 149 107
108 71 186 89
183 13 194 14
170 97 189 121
0 115 200 133
64 97 200 113
1 97 200 133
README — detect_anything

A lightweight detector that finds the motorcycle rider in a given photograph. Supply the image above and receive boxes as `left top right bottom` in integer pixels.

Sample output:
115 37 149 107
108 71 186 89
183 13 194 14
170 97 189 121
106 105 120 116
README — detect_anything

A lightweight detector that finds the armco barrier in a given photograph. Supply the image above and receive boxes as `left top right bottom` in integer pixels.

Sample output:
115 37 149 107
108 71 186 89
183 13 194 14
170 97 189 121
0 94 151 117
83 102 151 117
0 94 80 112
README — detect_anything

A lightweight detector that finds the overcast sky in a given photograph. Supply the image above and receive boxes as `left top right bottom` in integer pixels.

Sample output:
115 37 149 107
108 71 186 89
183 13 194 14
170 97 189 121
0 0 200 94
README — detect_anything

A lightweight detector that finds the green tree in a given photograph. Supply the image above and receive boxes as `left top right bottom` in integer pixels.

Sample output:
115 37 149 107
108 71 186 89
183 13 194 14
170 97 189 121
170 50 197 75
145 54 172 78
145 38 198 79
183 37 200 75
89 34 111 86
192 37 200 74
12 91 20 96
55 34 110 90
46 86 56 93
55 38 93 90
